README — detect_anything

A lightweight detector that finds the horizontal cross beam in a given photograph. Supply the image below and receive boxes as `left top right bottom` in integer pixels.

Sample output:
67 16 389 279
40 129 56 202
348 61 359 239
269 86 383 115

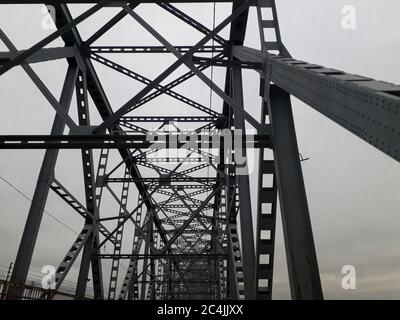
0 46 76 65
0 133 272 149
3 0 239 3
120 116 218 123
90 45 225 54
107 177 220 183
95 254 225 259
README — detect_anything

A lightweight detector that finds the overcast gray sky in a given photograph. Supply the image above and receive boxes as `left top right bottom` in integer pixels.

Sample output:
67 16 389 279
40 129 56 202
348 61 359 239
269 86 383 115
0 0 400 299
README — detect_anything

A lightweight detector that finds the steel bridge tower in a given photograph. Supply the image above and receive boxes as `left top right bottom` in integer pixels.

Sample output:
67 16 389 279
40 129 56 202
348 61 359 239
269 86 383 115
0 0 399 300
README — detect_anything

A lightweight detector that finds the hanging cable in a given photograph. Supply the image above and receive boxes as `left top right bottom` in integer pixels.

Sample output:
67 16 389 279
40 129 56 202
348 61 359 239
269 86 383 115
0 175 128 271
0 175 79 235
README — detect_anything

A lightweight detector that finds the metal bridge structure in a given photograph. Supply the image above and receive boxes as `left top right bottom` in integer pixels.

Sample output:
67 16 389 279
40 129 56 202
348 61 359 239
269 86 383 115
0 0 399 300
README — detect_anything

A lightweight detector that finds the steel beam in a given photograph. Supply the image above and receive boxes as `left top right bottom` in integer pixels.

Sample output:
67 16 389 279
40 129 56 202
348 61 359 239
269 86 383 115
231 63 256 299
93 1 252 132
0 1 107 76
3 0 236 3
0 30 79 131
50 179 116 243
5 64 78 300
233 46 400 163
0 134 272 149
90 53 218 116
0 46 77 65
122 2 264 133
90 45 225 54
268 85 323 300
74 70 104 299
160 186 222 253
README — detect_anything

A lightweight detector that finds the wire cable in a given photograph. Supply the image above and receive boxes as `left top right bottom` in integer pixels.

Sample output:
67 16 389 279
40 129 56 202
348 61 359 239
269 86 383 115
0 175 79 235
0 175 130 288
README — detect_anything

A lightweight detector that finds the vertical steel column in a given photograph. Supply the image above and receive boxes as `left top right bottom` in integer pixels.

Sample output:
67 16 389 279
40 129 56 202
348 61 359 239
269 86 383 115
75 70 104 299
255 95 278 300
164 259 170 299
6 64 78 299
121 194 144 300
268 84 323 300
226 223 244 299
231 63 256 299
149 230 157 300
75 227 94 298
108 166 131 299
140 234 150 300
211 211 221 300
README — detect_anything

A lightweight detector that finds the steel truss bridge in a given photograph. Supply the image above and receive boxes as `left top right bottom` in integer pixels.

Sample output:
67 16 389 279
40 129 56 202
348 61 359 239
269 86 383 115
0 0 399 300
